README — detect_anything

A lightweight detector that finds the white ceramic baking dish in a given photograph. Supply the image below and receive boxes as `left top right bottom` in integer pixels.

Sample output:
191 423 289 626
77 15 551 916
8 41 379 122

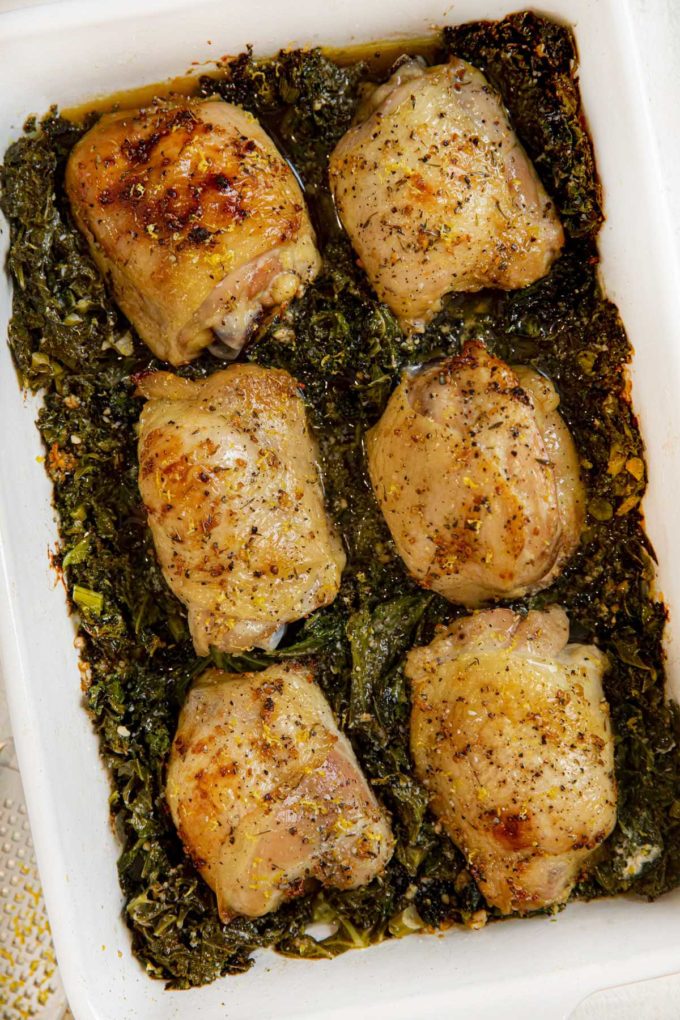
1 1 679 1017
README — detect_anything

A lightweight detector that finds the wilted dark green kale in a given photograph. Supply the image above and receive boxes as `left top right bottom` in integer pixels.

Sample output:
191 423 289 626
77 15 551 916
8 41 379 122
1 12 679 990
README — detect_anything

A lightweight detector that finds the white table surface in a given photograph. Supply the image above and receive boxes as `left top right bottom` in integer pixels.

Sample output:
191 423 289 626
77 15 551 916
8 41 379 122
0 1 678 1017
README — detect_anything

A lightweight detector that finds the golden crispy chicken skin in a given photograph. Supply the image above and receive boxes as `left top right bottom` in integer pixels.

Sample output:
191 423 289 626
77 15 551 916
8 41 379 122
66 99 321 365
167 663 394 920
407 606 616 914
366 341 584 605
329 58 564 329
137 364 345 655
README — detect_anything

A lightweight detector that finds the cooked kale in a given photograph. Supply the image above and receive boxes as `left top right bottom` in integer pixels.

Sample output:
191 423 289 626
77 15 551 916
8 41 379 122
1 13 679 990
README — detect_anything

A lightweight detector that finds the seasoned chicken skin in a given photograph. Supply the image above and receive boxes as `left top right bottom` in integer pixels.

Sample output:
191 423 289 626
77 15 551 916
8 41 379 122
66 99 321 365
137 364 345 655
329 58 564 329
366 341 584 605
167 663 394 920
408 606 616 913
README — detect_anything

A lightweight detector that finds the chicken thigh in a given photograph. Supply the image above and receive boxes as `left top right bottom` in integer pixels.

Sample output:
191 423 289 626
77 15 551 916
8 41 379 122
366 341 584 605
66 99 321 365
330 58 564 329
167 663 394 920
407 606 616 913
137 364 345 654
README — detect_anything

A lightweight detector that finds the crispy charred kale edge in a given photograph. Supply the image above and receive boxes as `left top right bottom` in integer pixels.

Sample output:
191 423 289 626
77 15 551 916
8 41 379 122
1 11 679 989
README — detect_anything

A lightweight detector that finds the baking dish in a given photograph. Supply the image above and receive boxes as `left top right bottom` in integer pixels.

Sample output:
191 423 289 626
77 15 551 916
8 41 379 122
1 0 679 1017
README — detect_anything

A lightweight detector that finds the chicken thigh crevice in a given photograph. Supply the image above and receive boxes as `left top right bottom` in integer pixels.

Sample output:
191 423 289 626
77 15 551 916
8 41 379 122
167 663 394 920
66 99 321 365
137 364 345 655
366 340 584 605
407 606 617 914
330 57 564 329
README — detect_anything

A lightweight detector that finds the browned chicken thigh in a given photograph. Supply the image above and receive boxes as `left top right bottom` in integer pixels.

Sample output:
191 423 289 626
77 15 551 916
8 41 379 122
137 364 345 655
330 58 564 329
66 99 321 365
167 663 394 920
366 341 584 605
408 607 617 914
